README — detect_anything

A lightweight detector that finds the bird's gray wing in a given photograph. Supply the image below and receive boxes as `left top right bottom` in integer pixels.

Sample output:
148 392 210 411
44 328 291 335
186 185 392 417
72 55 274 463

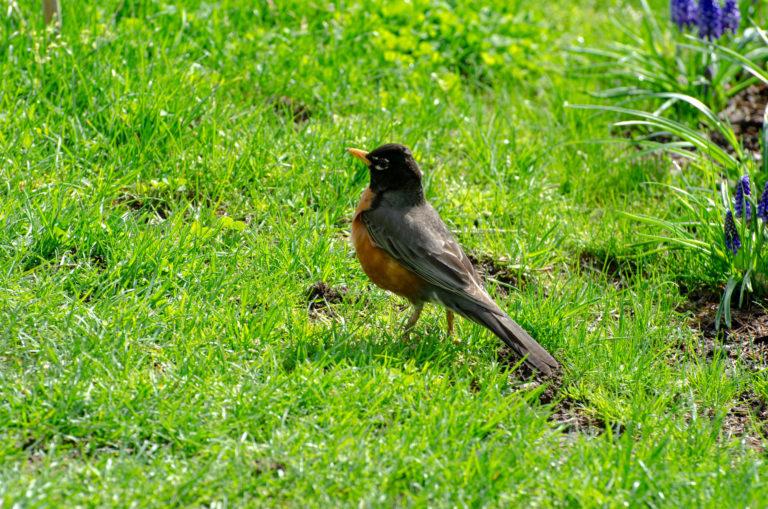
361 200 493 307
363 198 559 375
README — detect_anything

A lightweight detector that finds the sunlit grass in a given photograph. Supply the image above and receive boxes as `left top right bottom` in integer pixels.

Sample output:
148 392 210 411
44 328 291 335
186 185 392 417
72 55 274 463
1 0 766 506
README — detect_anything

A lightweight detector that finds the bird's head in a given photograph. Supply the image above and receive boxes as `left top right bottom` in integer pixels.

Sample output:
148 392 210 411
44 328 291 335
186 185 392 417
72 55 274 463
347 143 423 194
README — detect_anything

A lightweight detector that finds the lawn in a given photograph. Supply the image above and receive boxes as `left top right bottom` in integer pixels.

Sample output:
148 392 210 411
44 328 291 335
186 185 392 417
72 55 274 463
1 0 767 506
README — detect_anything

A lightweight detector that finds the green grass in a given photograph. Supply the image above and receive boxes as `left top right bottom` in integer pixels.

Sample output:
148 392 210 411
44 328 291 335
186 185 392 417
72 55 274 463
1 0 766 506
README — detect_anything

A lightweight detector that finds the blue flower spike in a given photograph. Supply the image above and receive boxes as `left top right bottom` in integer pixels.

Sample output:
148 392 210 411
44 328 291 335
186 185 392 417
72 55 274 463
670 0 697 31
757 181 768 222
696 0 723 41
734 175 752 221
724 210 741 255
722 0 740 35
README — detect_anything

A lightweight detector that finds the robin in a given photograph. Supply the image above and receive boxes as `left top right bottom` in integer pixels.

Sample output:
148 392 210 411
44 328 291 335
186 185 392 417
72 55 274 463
347 143 559 376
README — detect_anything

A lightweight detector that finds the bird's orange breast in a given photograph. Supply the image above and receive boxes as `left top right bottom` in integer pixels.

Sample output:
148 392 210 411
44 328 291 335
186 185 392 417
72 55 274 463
352 188 427 300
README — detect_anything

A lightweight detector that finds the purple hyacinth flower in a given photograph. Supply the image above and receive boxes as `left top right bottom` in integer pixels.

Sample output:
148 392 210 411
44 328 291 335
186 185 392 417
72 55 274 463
696 0 723 41
724 210 741 255
722 0 740 35
758 181 768 221
670 0 697 31
734 175 752 221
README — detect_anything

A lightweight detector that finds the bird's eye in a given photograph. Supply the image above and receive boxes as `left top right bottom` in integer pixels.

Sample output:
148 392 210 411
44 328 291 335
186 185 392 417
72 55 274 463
372 157 389 171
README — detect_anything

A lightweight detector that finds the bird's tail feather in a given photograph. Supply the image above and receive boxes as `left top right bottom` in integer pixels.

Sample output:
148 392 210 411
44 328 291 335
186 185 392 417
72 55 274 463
449 298 559 375
481 312 559 375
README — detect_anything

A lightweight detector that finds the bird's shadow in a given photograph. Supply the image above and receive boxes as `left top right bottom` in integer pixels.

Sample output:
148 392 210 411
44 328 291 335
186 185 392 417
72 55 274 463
279 319 551 387
279 324 467 374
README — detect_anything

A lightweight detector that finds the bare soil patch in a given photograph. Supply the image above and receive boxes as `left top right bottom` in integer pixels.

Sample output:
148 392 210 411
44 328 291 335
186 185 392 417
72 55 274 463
721 390 768 450
306 281 349 317
270 96 312 124
467 253 527 292
497 346 615 435
578 249 640 289
678 287 768 449
681 288 768 371
253 459 287 477
712 82 767 157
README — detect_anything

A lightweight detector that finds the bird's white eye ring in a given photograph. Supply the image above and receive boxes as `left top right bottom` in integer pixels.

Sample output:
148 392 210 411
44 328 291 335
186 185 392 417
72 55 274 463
372 157 389 171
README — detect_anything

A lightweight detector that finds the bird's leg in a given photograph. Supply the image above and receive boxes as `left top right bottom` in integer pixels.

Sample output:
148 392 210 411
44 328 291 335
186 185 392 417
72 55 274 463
446 311 455 337
402 302 424 338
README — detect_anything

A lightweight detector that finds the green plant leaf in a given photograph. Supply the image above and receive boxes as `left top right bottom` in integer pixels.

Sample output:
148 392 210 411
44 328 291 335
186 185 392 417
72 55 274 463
717 276 740 330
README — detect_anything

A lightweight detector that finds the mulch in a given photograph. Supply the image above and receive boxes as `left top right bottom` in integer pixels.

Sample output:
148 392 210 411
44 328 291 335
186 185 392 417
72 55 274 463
677 287 768 449
713 82 767 156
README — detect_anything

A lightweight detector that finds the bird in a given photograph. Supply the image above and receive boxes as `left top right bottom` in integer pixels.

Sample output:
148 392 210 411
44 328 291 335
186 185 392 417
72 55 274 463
346 143 560 376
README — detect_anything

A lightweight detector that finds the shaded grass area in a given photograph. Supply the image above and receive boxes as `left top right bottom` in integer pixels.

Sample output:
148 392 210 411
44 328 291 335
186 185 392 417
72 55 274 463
1 0 767 506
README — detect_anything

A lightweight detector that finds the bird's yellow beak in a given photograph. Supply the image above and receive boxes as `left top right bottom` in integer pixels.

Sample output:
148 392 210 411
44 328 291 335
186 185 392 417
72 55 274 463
346 148 371 166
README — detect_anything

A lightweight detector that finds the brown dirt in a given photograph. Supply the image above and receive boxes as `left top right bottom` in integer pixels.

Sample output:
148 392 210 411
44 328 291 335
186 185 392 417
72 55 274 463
497 346 616 435
578 249 641 289
494 283 768 441
618 81 765 163
467 253 526 291
113 194 173 220
270 96 311 124
306 281 349 317
712 82 767 156
66 246 108 271
537 375 615 435
680 288 768 371
677 287 768 449
253 459 287 477
721 390 768 450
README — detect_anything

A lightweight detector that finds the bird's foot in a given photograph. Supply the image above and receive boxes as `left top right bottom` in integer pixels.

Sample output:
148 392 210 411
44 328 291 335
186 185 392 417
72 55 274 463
401 302 424 342
444 310 461 344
